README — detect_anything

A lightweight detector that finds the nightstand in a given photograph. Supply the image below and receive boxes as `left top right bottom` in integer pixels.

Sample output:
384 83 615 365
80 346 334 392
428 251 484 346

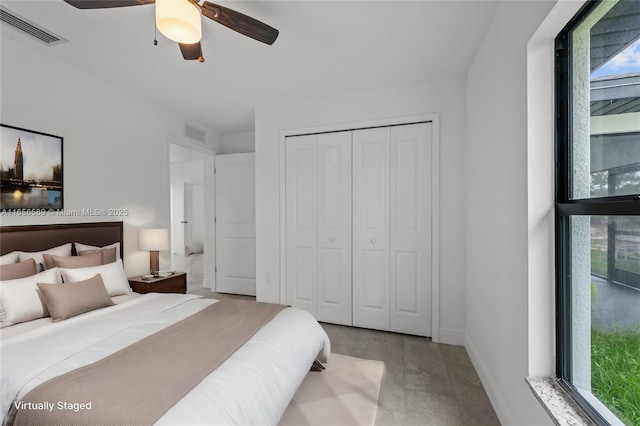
128 272 187 294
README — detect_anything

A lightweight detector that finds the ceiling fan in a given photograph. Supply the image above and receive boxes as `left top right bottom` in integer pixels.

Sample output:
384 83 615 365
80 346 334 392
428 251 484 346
63 0 279 62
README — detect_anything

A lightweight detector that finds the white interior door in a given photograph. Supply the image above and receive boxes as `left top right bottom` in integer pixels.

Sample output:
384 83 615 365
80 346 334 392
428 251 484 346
183 182 193 254
285 135 318 315
316 132 352 325
352 127 391 331
215 153 256 296
285 132 352 324
389 123 432 336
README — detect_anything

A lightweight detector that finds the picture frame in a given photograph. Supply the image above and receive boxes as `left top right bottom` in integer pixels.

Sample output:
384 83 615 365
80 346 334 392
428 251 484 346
1 124 63 211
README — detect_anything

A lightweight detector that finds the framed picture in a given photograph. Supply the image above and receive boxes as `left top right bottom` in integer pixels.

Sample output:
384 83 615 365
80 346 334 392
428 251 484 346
1 124 63 211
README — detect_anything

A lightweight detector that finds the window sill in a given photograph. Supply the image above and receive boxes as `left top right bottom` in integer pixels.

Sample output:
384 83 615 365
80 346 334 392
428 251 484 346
526 377 596 426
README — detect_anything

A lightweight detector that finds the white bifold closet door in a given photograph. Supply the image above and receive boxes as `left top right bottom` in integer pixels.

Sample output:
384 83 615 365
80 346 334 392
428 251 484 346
352 123 432 336
285 131 352 325
285 122 432 336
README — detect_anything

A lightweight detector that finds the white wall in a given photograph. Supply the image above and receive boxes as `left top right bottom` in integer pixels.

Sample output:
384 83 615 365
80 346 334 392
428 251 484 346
465 1 557 424
0 36 220 277
221 130 255 154
255 80 467 343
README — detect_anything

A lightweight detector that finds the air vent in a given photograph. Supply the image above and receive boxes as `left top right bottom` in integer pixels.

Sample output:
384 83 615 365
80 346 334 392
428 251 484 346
0 6 67 46
185 124 206 144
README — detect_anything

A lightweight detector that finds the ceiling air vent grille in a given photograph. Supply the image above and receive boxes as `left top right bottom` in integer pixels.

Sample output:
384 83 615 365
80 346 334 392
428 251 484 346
185 124 206 144
0 6 67 46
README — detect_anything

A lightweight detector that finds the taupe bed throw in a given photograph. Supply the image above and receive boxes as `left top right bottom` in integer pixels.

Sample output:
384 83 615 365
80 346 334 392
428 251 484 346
12 299 286 426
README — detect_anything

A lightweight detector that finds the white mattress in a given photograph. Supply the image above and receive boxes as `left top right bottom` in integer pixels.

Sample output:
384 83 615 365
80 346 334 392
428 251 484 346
1 293 330 425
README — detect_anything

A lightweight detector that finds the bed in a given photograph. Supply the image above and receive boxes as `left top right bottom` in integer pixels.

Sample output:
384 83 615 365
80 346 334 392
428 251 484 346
0 222 330 426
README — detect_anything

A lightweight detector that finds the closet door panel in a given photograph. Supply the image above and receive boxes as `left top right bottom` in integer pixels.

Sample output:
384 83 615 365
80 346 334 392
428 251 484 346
316 132 352 325
293 246 315 301
362 248 387 306
390 123 432 336
352 127 391 330
318 247 341 301
285 135 317 316
394 251 420 313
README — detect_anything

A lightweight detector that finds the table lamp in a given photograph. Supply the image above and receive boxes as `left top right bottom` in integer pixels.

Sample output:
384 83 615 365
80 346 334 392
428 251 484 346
139 228 169 276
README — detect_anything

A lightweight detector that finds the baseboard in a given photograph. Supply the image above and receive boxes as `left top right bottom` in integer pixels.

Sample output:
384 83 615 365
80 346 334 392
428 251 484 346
438 328 465 346
465 334 515 425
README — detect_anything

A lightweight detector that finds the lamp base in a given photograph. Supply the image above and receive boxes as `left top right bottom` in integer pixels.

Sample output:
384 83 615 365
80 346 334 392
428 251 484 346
149 250 160 276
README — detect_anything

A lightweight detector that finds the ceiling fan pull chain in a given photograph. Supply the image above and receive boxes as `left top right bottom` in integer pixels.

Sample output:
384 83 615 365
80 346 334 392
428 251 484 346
153 24 158 46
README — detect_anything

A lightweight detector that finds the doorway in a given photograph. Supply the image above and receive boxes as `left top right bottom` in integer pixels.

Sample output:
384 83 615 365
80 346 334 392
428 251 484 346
169 142 215 293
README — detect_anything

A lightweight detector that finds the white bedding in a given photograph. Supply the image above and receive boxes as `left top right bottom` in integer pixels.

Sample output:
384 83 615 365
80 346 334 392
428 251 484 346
0 292 141 339
1 293 330 425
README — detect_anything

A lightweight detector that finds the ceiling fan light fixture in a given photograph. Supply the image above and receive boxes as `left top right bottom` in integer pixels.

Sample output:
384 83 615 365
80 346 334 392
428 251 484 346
155 0 202 44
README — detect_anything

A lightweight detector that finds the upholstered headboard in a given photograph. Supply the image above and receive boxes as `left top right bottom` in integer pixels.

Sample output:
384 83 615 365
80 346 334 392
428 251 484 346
0 222 124 259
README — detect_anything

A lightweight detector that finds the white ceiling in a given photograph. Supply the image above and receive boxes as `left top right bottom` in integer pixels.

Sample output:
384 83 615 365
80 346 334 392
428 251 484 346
1 0 499 135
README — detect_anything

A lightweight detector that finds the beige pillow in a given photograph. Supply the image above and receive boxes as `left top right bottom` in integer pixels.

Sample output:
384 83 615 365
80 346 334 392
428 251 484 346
79 247 118 264
37 274 114 322
43 252 103 270
0 258 37 280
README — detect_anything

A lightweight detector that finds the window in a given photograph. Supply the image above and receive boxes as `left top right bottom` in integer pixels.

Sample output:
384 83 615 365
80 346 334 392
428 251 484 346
556 0 640 425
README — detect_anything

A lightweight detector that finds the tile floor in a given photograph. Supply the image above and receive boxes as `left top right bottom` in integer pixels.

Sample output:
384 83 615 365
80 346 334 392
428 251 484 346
184 254 500 425
321 323 500 426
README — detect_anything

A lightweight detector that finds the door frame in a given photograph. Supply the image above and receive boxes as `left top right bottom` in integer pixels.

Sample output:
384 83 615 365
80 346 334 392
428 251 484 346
278 113 441 341
168 137 216 290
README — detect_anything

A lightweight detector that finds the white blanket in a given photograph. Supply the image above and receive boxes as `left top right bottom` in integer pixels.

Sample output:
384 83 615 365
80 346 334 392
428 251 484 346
1 293 330 425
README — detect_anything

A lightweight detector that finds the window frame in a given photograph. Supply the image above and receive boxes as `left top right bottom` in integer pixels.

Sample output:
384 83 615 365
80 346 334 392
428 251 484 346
555 0 640 423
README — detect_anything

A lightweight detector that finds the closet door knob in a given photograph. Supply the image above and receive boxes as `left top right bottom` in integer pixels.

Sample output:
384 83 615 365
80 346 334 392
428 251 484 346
370 239 377 244
328 237 335 242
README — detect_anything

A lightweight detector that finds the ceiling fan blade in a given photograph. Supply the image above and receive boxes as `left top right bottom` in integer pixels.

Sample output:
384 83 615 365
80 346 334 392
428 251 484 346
201 2 278 45
63 0 154 9
179 42 205 62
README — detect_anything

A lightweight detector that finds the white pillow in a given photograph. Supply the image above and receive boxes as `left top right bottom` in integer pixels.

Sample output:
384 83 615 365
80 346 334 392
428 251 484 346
0 251 20 265
60 259 130 297
0 267 61 327
18 243 73 271
75 242 121 260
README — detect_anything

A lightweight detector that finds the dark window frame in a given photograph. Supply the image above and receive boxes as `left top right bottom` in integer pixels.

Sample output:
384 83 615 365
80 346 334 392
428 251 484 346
555 0 640 423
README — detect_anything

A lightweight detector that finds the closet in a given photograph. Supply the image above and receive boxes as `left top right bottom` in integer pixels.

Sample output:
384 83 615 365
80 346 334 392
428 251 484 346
285 122 433 336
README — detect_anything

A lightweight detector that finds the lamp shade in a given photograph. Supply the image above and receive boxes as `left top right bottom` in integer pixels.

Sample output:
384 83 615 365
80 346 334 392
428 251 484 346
139 228 170 251
156 0 202 44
